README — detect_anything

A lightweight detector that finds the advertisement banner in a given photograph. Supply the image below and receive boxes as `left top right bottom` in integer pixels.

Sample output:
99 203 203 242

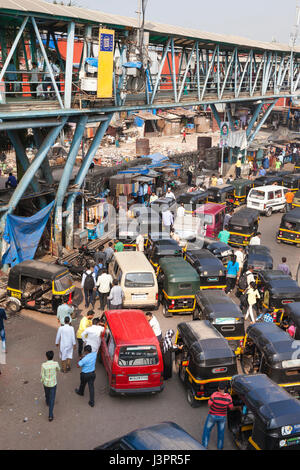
97 28 115 99
219 121 229 148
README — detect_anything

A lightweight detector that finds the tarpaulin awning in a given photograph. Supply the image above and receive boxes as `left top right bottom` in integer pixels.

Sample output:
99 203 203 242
123 61 142 69
2 201 55 267
117 167 150 175
147 153 169 164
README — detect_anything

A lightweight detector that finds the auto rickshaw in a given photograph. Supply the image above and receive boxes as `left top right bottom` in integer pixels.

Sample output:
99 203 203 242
5 260 75 315
146 237 183 274
184 249 227 291
228 374 300 450
206 185 235 213
279 302 300 339
144 231 172 252
253 171 291 188
240 323 300 399
295 155 300 171
175 320 238 407
157 257 200 317
283 173 300 193
194 290 245 355
257 270 300 323
293 190 300 208
228 208 260 247
150 197 177 215
277 208 300 247
176 191 209 214
242 245 273 276
203 238 234 268
232 179 254 207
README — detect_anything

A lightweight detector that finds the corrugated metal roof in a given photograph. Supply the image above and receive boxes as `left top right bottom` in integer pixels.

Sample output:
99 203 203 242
0 0 137 27
0 0 298 54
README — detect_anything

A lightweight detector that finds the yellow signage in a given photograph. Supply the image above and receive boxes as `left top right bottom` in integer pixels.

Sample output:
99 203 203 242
97 28 115 98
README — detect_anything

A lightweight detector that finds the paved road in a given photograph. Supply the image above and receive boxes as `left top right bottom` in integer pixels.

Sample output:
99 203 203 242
0 210 299 450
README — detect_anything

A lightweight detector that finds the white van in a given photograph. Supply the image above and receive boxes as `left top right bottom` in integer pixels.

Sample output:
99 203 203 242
109 252 159 310
247 185 287 217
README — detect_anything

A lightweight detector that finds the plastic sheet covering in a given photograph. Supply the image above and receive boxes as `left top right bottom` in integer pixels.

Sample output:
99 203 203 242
2 201 55 267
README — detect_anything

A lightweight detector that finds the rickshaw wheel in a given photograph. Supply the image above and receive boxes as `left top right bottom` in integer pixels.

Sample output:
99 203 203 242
162 302 172 318
6 298 21 314
187 385 201 408
240 354 253 375
193 307 200 321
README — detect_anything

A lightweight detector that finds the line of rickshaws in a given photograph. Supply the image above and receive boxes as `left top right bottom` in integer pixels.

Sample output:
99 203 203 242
120 202 300 450
116 169 300 249
175 170 300 248
151 239 300 450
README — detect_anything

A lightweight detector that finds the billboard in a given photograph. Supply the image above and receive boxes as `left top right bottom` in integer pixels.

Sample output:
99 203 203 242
97 28 115 99
219 121 229 148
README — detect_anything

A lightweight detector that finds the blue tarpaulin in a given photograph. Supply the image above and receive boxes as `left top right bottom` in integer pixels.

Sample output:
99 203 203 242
2 201 55 267
85 57 98 68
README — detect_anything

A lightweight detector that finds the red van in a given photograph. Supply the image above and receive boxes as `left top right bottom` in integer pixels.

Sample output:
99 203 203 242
100 310 164 396
193 203 226 238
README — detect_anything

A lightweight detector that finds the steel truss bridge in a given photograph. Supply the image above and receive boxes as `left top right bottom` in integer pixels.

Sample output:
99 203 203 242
0 0 300 255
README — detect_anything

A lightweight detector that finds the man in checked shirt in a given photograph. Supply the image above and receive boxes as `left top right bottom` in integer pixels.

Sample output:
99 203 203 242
41 351 60 422
202 382 240 450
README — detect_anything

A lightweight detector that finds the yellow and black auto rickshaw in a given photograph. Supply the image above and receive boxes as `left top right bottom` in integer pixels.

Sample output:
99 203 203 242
277 208 300 247
5 260 75 315
157 257 200 317
175 320 238 407
146 235 183 274
283 173 300 193
257 270 300 323
279 302 300 339
228 208 260 247
228 374 300 450
241 322 300 398
206 185 235 213
232 179 254 207
293 190 300 209
194 290 245 356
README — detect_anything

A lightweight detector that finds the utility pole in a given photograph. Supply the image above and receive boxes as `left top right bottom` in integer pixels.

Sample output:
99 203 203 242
136 0 148 63
290 1 300 49
136 0 142 29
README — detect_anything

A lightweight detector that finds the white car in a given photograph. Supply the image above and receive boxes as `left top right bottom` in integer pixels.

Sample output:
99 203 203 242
247 185 288 217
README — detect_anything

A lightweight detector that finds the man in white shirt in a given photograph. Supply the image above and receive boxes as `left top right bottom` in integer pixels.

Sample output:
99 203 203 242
177 203 185 218
150 192 158 204
217 175 224 186
250 232 261 246
166 188 176 200
245 268 255 287
234 247 245 279
162 209 174 233
96 269 113 311
55 317 76 372
82 318 105 353
136 232 145 252
145 312 162 342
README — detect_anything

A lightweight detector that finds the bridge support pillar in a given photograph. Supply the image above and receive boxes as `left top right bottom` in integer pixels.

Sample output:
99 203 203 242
6 129 48 208
65 113 113 250
0 117 68 269
54 114 88 246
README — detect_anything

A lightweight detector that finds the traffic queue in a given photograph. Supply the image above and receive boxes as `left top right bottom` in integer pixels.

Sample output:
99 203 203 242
3 168 300 452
